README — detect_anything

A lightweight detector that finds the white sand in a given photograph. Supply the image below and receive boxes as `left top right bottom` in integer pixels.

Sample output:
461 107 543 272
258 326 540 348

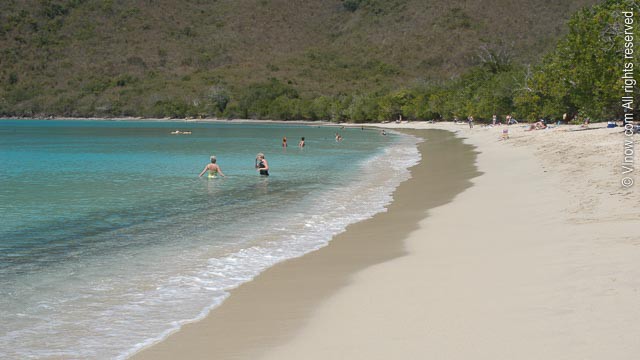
260 122 640 359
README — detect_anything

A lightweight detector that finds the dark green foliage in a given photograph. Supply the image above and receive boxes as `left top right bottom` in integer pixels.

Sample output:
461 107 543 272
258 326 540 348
8 73 19 85
234 79 299 119
41 1 69 19
205 85 230 114
514 0 640 120
343 0 361 12
151 99 190 118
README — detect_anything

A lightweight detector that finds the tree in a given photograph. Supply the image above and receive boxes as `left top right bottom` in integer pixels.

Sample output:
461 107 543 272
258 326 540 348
515 0 639 120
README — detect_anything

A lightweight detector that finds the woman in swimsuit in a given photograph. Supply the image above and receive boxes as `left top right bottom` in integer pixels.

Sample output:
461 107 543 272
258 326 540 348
199 156 225 178
255 153 269 176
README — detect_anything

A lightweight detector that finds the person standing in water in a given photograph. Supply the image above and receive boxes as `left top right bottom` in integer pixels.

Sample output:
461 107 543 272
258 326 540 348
255 153 269 176
298 137 305 148
282 136 287 148
199 156 225 178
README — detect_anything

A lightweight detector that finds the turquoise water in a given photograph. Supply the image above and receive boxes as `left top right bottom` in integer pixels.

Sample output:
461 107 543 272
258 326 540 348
0 119 419 359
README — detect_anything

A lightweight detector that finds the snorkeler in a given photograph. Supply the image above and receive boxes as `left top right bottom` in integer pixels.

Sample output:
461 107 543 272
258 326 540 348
199 156 225 178
255 153 269 176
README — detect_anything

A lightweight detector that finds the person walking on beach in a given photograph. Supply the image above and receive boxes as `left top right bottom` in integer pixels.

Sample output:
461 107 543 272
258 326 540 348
492 114 497 126
282 136 287 148
255 153 269 176
298 137 305 148
468 116 474 129
199 156 225 178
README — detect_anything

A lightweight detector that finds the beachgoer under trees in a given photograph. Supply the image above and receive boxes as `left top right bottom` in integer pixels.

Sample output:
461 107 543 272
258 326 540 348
255 153 269 176
199 156 225 178
492 114 497 126
468 116 474 128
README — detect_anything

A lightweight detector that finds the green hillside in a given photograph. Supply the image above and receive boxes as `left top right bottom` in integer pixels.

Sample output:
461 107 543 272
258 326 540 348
0 0 599 118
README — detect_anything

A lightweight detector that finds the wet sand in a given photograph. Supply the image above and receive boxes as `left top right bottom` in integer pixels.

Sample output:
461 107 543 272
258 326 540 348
132 129 478 359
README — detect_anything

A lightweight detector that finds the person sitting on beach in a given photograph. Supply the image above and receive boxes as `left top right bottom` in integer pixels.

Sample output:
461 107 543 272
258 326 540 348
526 121 547 131
199 156 225 178
581 117 591 128
298 137 305 148
255 153 269 176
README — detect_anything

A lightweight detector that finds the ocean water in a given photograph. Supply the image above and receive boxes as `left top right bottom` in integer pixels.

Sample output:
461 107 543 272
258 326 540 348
0 119 420 359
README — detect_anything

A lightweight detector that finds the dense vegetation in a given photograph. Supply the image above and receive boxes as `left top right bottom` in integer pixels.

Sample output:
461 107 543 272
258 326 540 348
1 0 632 122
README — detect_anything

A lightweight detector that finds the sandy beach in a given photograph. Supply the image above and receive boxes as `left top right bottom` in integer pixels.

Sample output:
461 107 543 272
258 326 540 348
133 122 639 359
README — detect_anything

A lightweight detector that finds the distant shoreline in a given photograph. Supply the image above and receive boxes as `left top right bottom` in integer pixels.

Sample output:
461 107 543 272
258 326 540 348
0 116 332 125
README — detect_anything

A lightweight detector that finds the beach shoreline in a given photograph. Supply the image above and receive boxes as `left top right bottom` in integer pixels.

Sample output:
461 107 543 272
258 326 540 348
131 128 479 359
259 122 640 359
0 116 342 127
131 120 639 359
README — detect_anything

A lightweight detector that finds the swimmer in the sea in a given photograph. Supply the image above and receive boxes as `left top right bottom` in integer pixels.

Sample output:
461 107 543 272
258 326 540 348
199 155 225 178
255 153 269 176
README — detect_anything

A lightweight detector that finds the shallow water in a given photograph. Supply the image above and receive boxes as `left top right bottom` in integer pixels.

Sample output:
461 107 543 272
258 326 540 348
0 119 419 359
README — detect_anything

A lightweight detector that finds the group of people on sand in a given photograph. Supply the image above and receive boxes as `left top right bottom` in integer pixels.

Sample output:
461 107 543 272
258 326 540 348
199 153 270 178
465 114 517 129
465 114 519 127
526 120 548 131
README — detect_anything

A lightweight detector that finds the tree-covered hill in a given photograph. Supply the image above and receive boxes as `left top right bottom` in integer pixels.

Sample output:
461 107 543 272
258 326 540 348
0 0 599 118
